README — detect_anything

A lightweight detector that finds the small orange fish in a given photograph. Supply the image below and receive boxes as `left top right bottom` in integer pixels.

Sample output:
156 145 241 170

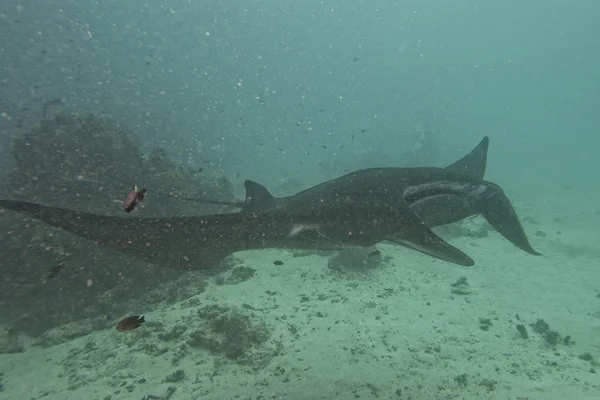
116 315 145 332
124 185 146 213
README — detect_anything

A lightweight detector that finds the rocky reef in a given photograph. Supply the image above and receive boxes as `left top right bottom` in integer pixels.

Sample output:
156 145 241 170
0 112 237 338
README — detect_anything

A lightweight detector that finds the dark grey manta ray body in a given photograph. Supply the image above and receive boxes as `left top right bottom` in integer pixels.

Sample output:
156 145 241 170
238 136 539 259
0 137 538 270
0 187 470 270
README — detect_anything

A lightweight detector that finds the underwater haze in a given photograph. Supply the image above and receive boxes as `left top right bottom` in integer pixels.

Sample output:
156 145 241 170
0 1 599 399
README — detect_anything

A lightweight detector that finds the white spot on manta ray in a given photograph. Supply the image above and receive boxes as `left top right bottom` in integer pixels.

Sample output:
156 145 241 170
289 223 320 236
288 223 344 245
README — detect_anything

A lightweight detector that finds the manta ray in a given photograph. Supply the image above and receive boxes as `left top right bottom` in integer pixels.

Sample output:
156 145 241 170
0 137 539 270
223 136 538 260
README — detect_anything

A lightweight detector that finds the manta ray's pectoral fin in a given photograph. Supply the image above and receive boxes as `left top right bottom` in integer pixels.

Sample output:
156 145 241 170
385 232 474 266
385 207 475 266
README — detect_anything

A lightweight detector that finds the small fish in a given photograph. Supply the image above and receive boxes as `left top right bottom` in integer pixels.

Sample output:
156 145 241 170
124 185 146 213
116 315 145 332
46 262 66 279
368 250 381 258
273 260 284 266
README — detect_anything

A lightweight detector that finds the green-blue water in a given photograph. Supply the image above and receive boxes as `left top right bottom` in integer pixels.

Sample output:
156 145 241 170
0 1 599 399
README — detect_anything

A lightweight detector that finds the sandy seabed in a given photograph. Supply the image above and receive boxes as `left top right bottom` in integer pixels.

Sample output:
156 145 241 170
1 185 599 400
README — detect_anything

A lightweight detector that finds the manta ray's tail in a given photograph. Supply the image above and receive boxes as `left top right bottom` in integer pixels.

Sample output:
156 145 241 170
476 183 541 256
0 199 288 270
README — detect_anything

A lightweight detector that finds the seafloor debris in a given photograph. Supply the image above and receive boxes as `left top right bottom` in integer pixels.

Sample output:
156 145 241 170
141 386 176 400
327 246 387 272
450 276 473 295
516 324 529 339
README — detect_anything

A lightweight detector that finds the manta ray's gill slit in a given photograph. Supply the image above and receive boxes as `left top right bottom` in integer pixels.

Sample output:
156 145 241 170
403 182 476 204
